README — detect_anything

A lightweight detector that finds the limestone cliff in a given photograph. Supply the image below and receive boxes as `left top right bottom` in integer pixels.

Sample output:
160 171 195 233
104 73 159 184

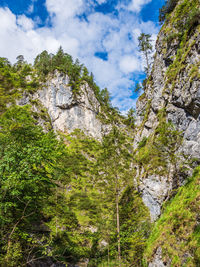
18 70 110 140
134 0 200 222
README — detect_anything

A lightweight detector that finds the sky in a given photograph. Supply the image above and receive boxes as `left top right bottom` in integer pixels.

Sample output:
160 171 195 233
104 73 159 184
0 0 165 112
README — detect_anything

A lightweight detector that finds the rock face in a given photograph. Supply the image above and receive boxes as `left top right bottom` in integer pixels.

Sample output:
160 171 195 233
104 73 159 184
134 6 200 222
148 248 170 267
33 71 108 139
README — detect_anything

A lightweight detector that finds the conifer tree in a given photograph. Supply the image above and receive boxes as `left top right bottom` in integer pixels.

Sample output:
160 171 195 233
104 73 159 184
126 108 136 128
97 127 133 266
138 33 153 76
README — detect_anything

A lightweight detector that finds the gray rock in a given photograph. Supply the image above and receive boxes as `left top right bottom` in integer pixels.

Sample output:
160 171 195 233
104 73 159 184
149 247 170 267
32 71 109 140
134 22 200 223
140 174 172 221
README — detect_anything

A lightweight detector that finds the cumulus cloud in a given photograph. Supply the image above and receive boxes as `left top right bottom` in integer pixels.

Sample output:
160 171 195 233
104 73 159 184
46 0 85 20
119 55 141 73
17 15 34 31
0 0 159 111
95 0 107 4
128 0 152 12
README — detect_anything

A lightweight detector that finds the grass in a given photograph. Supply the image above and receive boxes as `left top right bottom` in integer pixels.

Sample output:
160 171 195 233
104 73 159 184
145 166 200 266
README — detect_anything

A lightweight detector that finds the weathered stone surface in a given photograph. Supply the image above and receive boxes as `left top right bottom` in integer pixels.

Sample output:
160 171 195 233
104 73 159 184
33 71 109 139
140 174 172 221
149 247 170 267
135 22 200 222
28 257 66 267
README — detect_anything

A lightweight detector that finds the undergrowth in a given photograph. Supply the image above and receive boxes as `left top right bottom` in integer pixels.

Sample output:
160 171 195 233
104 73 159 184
145 166 200 266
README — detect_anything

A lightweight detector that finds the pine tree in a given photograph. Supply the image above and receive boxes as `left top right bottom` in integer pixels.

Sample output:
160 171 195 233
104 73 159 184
138 33 153 76
126 108 136 128
97 127 133 266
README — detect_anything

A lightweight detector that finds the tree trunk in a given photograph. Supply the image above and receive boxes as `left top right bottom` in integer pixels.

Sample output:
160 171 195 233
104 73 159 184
116 177 121 267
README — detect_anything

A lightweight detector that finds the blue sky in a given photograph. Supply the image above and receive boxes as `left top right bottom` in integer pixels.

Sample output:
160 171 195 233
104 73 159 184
0 0 165 112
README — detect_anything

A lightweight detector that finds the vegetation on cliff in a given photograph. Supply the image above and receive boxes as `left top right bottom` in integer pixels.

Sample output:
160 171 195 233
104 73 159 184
0 0 200 266
145 167 200 266
0 104 150 266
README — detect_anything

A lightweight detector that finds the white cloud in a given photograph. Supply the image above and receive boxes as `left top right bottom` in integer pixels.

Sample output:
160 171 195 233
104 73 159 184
0 0 159 112
128 0 152 12
17 15 34 31
46 0 85 21
119 55 141 73
96 0 107 4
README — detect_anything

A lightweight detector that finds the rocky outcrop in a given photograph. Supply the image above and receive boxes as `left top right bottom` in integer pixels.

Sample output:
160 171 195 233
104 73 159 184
18 71 110 139
35 71 109 139
135 3 200 221
148 248 170 267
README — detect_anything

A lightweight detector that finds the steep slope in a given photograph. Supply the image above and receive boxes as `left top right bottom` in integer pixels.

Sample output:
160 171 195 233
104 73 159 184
18 70 110 140
133 0 200 266
0 51 150 267
146 167 200 266
1 1 200 265
134 0 200 221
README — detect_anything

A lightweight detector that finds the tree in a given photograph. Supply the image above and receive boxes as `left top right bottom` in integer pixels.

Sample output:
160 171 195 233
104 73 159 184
34 50 51 75
138 33 153 76
119 186 151 266
96 127 133 266
100 88 111 108
53 46 65 67
14 55 25 71
125 108 136 128
134 83 142 94
0 105 65 265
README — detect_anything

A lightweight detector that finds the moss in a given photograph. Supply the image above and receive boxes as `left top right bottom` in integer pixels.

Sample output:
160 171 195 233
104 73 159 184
145 167 200 266
138 92 146 102
163 28 199 94
161 0 200 93
139 99 152 130
137 137 148 149
135 107 182 176
188 63 200 82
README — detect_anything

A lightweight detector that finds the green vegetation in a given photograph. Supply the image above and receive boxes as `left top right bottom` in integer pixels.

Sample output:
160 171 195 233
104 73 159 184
0 104 150 266
159 0 179 23
138 33 153 76
162 0 200 92
136 111 182 176
145 167 200 266
0 47 125 125
0 57 38 114
1 0 200 264
0 105 66 265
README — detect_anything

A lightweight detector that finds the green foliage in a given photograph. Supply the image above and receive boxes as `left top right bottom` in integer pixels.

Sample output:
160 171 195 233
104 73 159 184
136 118 182 175
145 167 200 266
159 0 179 23
119 186 151 266
134 83 142 94
124 108 136 129
0 105 66 265
0 57 38 114
138 137 148 149
56 127 151 266
34 47 83 95
162 0 200 92
138 33 153 75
